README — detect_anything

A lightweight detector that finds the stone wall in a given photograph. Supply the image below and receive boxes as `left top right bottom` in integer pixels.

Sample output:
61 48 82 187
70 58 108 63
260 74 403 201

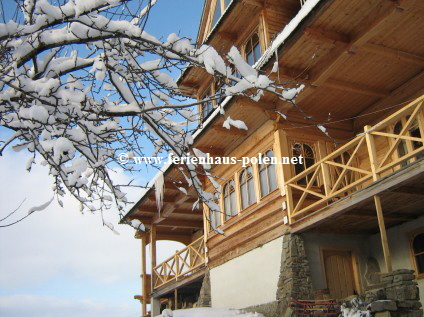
365 269 423 317
196 271 211 307
276 234 314 315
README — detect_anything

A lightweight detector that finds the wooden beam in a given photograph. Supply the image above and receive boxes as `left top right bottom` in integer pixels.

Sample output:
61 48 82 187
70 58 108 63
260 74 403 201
147 194 175 204
390 186 424 196
212 125 248 137
193 146 225 157
218 31 238 41
151 191 195 225
151 268 206 297
361 43 424 67
298 1 404 103
344 213 415 222
279 66 311 82
304 27 350 44
155 233 192 245
323 79 390 98
354 70 424 129
241 0 264 7
157 219 204 229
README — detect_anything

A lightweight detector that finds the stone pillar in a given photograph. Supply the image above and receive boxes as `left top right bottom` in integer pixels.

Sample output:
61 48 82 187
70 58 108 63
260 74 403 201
276 234 314 315
151 297 161 316
381 269 423 317
196 271 211 307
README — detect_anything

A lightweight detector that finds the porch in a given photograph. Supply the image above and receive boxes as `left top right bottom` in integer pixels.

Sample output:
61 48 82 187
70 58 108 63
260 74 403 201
285 95 424 272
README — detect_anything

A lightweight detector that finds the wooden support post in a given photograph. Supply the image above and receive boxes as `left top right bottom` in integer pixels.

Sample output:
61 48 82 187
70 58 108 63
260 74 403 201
365 125 392 272
273 129 286 197
202 207 209 265
174 288 178 310
150 226 157 289
374 195 392 273
141 236 147 317
276 129 295 223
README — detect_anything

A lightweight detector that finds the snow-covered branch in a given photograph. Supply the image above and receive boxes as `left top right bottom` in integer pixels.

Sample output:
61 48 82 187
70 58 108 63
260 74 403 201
0 0 304 230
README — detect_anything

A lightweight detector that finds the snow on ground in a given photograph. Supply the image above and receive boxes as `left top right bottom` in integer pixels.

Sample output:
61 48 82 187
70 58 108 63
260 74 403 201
158 308 264 317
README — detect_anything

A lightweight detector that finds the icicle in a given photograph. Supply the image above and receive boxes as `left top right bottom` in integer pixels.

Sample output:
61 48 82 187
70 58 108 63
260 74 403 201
155 172 165 214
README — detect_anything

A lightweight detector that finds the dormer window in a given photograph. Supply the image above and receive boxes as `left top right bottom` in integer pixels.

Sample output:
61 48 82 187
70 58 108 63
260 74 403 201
201 89 214 121
244 32 262 66
210 0 231 31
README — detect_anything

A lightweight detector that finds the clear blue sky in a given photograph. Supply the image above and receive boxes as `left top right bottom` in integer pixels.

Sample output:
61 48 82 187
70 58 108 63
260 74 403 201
0 1 204 316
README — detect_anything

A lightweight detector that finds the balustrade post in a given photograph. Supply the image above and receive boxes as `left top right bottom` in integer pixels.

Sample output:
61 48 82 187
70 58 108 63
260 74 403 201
175 250 179 281
285 184 294 224
320 162 331 196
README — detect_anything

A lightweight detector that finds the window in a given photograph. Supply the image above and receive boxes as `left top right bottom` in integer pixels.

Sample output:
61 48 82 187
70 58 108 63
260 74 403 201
210 0 230 30
223 180 237 220
259 150 277 197
240 166 256 209
394 117 423 166
411 232 424 278
201 90 214 121
394 121 408 167
209 193 221 230
215 79 226 106
211 0 222 27
244 32 262 66
292 143 316 186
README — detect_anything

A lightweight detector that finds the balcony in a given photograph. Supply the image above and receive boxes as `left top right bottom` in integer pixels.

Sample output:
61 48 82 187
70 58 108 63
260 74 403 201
285 95 424 232
152 236 206 291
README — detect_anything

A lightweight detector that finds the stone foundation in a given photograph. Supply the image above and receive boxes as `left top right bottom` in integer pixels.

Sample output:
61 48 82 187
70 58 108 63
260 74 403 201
276 234 314 315
365 269 423 317
196 271 211 307
243 301 282 317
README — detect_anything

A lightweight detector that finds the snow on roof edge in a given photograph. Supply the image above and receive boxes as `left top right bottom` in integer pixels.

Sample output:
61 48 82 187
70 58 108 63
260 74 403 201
256 0 322 68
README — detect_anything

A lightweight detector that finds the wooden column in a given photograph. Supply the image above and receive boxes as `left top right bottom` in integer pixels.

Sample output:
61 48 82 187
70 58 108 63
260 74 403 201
275 129 295 223
174 288 178 310
365 125 392 272
141 236 147 317
150 226 157 288
374 195 392 272
202 206 209 265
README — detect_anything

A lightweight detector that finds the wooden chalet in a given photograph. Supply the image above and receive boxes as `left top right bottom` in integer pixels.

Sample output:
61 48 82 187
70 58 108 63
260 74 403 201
122 0 424 315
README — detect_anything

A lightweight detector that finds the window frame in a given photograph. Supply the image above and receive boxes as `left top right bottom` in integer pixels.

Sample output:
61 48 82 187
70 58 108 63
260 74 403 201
258 149 278 198
199 88 214 122
243 31 262 66
239 166 257 210
409 228 424 279
392 116 424 167
291 141 317 186
222 179 237 221
208 194 222 231
205 0 230 37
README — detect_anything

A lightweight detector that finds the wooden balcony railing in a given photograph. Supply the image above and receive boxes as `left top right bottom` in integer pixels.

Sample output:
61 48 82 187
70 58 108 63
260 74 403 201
286 95 424 223
152 236 206 290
